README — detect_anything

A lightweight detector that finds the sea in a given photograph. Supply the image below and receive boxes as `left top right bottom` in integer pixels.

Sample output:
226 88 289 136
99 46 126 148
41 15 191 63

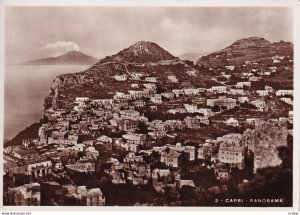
4 64 90 141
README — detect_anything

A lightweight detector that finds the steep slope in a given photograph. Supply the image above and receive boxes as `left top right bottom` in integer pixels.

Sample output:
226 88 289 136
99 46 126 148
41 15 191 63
20 51 98 65
4 122 41 147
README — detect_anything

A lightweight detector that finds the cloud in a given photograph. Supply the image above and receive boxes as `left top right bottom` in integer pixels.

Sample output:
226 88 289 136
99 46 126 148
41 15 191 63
40 41 80 56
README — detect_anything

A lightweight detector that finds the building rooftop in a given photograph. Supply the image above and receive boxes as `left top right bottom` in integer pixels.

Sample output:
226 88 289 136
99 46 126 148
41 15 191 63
87 188 103 196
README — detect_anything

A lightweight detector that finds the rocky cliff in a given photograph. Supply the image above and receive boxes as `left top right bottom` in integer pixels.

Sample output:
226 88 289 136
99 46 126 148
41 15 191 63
242 121 288 172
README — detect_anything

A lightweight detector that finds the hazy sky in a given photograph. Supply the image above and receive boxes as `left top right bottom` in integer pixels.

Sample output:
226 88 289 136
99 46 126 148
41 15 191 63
5 7 293 62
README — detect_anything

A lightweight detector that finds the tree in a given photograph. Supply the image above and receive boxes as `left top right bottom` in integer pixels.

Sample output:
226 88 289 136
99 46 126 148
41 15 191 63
240 102 257 110
180 186 197 201
211 105 221 113
216 76 228 82
184 60 194 66
137 121 148 133
150 151 160 164
166 187 179 201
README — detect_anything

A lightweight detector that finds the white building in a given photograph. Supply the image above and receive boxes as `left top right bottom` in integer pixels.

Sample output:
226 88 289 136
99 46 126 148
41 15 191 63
143 83 156 89
122 133 146 145
242 72 253 77
251 100 267 111
119 109 140 120
172 89 184 97
160 150 182 168
226 118 239 127
167 108 187 114
86 188 105 206
238 96 249 103
269 66 277 72
76 97 90 102
145 77 157 83
281 97 293 105
183 88 199 96
161 92 175 99
265 86 274 93
26 161 52 177
197 108 214 117
218 142 244 169
211 86 227 94
225 65 235 71
167 75 178 83
246 118 261 127
256 90 269 97
184 104 198 113
230 88 245 95
236 82 251 88
114 74 128 81
6 183 41 206
249 76 261 82
275 90 293 97
207 97 237 109
66 161 95 173
165 143 196 161
150 94 162 104
131 83 139 88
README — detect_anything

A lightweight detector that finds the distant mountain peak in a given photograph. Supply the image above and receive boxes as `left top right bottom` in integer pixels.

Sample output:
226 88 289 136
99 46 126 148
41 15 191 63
60 51 94 59
126 41 156 56
131 40 153 47
223 37 272 51
19 51 98 65
98 41 176 64
64 50 82 55
239 36 268 41
197 36 293 68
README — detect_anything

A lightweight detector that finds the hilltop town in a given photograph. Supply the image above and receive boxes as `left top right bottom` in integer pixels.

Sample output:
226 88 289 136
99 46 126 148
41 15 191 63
4 38 293 206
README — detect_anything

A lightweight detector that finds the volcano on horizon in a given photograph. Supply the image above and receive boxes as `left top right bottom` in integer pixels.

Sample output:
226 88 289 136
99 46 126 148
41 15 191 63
18 51 98 65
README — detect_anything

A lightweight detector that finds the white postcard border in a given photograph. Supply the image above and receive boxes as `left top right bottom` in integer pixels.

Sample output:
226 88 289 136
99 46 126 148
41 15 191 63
0 0 299 211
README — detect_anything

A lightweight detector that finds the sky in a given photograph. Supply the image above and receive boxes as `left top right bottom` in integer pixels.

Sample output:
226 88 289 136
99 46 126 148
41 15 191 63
5 7 293 63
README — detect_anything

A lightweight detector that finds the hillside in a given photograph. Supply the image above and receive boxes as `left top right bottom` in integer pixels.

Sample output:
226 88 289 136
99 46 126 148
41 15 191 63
44 41 217 110
4 122 41 147
197 37 293 69
19 51 98 65
196 37 293 90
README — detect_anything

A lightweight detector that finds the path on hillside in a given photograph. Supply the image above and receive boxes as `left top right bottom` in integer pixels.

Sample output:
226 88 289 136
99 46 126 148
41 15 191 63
97 61 134 78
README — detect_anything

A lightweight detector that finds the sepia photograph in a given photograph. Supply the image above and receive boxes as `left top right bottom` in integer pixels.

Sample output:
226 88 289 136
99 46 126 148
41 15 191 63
1 2 298 210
